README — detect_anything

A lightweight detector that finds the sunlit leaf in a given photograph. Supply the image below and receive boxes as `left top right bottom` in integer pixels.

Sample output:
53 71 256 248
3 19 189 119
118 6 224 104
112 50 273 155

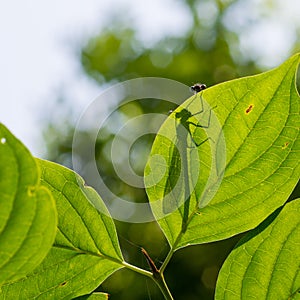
215 199 300 300
145 53 300 249
0 124 57 286
74 292 109 299
0 159 123 299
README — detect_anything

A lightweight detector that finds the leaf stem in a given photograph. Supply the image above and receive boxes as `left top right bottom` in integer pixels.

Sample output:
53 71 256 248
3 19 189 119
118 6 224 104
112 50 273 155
122 261 153 278
124 251 174 300
160 248 174 273
153 273 174 300
160 228 185 273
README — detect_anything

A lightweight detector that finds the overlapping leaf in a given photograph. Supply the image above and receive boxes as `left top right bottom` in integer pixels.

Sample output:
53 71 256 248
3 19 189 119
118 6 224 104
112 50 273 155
0 124 57 286
0 159 124 299
145 53 300 249
215 199 300 299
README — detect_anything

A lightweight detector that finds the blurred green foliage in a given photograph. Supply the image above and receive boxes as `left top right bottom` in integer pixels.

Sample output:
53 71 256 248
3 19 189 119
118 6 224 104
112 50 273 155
43 0 299 299
81 2 259 86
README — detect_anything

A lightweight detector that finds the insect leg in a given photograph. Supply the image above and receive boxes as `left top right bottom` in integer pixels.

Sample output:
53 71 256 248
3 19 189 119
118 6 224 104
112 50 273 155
189 103 217 129
186 106 217 148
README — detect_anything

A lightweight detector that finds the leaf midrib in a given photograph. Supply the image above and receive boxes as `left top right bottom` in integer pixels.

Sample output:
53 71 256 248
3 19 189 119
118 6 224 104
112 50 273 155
52 244 123 266
41 175 119 260
40 164 123 260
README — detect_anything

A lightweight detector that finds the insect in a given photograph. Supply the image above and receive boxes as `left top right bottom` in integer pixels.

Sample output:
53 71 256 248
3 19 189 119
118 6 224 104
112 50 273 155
174 83 212 147
168 82 211 147
190 83 207 94
164 83 212 225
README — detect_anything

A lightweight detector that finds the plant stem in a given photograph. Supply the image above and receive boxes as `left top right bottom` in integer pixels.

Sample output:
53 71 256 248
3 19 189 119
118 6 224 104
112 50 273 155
160 231 185 273
123 255 174 299
122 261 153 278
160 247 174 273
153 273 174 300
141 247 174 300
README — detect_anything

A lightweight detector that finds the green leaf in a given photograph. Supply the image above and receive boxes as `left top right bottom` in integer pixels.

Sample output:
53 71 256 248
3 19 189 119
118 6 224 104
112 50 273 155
145 53 300 249
215 199 300 299
0 124 57 286
74 292 109 299
0 159 124 299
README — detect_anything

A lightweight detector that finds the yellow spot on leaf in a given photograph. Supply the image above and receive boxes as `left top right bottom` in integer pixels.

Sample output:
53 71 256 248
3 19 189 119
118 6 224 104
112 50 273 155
27 186 36 196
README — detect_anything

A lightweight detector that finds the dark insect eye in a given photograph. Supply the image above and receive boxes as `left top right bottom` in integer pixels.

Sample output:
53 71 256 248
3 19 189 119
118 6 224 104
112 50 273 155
190 83 207 93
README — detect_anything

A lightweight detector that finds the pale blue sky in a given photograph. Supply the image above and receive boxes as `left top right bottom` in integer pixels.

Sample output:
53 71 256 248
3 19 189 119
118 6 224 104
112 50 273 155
0 0 299 156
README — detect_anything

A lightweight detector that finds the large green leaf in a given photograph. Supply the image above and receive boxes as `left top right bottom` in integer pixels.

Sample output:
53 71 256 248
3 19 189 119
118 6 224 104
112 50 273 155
215 199 300 299
0 124 57 286
145 53 300 249
0 159 124 299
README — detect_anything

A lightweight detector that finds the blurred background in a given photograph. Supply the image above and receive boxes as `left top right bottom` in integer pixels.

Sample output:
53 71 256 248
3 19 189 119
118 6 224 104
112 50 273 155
1 0 299 299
